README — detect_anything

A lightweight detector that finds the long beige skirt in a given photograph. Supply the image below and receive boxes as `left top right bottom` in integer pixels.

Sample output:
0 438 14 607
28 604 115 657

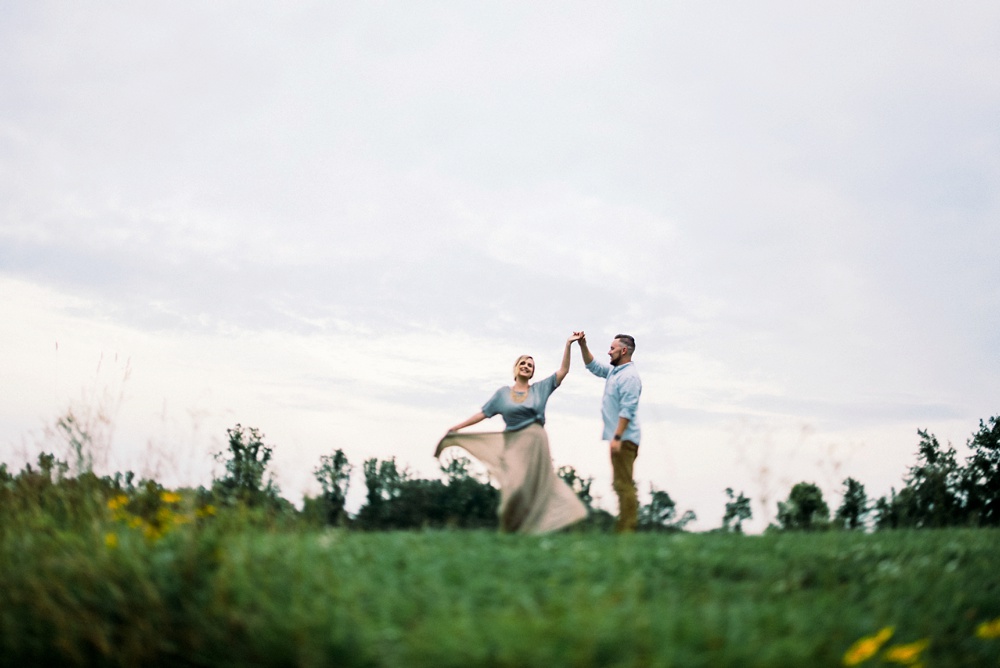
435 423 587 534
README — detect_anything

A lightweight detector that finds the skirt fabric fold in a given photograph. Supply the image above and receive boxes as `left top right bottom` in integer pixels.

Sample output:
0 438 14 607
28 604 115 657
435 423 587 534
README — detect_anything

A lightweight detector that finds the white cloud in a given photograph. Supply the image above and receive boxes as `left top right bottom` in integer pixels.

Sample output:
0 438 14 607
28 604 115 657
2 2 998 530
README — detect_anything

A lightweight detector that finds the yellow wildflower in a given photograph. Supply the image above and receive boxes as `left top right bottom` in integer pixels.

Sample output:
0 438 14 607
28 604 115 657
843 627 894 666
107 494 129 510
104 532 118 549
160 491 182 504
196 505 217 518
976 618 1000 640
883 639 929 664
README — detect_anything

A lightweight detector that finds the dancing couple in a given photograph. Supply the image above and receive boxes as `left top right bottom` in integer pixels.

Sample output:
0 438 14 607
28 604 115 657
435 332 642 534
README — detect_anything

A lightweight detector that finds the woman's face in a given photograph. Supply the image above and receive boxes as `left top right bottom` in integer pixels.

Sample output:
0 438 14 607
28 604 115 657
514 356 535 380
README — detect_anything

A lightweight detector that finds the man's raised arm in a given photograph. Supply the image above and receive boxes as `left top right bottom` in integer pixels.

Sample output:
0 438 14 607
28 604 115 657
577 331 594 365
578 331 610 378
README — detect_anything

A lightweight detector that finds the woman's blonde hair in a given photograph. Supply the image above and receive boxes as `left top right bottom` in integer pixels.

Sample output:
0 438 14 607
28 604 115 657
512 355 534 380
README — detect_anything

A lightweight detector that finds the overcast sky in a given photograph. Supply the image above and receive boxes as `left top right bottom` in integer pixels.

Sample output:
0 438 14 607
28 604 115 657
2 2 998 530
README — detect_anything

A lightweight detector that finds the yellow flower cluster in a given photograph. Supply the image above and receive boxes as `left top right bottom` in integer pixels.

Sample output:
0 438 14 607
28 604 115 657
845 616 1000 665
883 639 929 665
843 627 895 665
977 618 1000 640
107 494 129 511
105 490 215 544
196 504 217 518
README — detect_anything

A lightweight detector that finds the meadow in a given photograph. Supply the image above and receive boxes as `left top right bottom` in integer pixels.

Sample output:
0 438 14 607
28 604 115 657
3 414 999 666
2 512 999 667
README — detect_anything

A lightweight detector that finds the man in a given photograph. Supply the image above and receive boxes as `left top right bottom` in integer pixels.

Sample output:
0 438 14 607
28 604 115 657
577 331 642 533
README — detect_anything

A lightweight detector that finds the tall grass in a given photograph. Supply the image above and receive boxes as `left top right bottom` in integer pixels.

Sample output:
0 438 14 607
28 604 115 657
2 501 999 667
3 417 999 667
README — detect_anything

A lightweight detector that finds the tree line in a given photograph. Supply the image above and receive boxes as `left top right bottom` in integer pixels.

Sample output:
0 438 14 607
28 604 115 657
772 416 1000 531
304 428 698 532
2 415 997 533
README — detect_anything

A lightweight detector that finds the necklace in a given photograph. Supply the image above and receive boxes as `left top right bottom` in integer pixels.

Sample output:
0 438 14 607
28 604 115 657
510 387 529 404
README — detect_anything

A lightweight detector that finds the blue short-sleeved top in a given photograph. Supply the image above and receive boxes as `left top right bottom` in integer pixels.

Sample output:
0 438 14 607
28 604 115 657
482 372 560 431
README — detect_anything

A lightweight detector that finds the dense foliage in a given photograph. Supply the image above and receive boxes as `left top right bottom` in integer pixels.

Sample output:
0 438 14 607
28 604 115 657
767 416 1000 532
775 481 830 531
873 417 1000 529
722 487 753 533
835 477 869 530
211 424 286 510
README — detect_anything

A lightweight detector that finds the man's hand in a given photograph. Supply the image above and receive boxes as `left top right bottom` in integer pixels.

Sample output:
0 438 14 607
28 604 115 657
613 418 631 449
568 331 584 344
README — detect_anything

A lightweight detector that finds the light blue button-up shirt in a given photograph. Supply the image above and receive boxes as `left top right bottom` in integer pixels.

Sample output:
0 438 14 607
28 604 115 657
586 359 642 444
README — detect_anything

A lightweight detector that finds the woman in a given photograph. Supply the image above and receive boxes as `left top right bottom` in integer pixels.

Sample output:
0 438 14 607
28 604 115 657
435 334 588 534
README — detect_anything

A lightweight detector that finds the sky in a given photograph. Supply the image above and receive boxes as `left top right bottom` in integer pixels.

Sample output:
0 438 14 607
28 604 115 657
2 2 998 531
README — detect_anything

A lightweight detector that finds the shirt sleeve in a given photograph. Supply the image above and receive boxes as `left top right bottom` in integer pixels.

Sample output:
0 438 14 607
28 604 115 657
534 373 559 400
616 375 642 420
586 359 611 378
481 387 505 418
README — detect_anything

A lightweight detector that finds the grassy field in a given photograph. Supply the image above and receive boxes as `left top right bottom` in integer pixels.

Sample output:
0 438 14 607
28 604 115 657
2 519 999 667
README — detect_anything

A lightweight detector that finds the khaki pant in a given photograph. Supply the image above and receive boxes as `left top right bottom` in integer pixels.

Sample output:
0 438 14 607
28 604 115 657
611 440 639 533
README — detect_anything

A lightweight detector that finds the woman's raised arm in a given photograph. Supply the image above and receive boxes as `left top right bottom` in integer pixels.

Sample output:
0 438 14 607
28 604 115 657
555 333 583 385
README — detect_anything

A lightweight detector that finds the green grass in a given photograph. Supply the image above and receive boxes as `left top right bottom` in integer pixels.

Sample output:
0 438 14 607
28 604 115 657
2 524 999 667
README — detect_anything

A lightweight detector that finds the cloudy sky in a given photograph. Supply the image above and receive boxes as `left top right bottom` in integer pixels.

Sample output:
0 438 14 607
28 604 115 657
2 2 997 530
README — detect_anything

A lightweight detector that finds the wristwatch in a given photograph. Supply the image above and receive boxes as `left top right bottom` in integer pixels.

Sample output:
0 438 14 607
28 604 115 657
612 435 622 441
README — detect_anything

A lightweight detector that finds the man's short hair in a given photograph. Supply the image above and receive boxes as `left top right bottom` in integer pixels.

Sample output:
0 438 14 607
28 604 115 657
615 334 636 355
